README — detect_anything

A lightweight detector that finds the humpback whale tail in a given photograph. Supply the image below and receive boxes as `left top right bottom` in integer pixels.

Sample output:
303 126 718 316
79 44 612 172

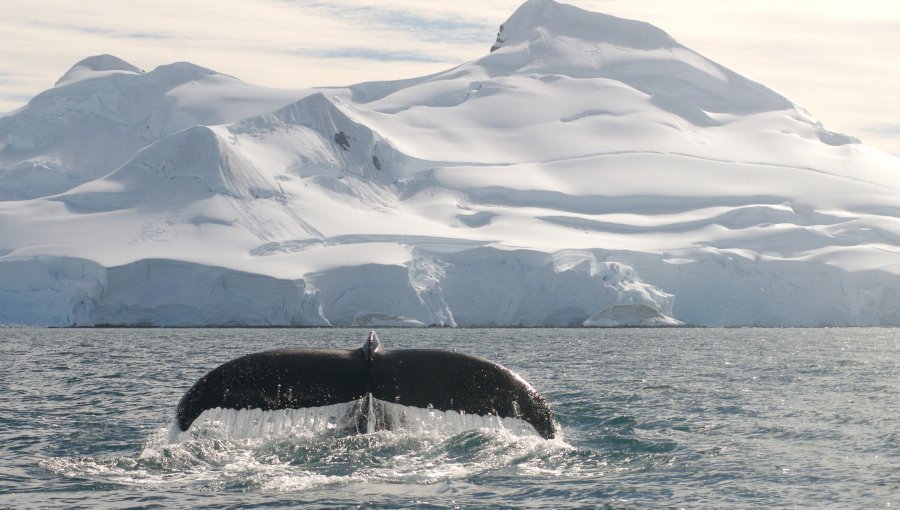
175 332 557 439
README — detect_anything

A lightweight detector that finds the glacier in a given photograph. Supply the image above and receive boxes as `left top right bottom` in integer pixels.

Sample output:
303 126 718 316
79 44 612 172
3 0 900 327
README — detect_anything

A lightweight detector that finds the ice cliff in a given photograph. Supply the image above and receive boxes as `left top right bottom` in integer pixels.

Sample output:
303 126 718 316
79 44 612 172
2 0 900 327
0 257 327 327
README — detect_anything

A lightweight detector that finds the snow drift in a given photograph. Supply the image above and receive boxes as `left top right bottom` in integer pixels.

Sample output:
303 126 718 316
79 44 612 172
2 0 900 327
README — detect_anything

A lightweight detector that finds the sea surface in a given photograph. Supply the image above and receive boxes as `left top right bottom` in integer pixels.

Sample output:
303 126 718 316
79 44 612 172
0 328 897 509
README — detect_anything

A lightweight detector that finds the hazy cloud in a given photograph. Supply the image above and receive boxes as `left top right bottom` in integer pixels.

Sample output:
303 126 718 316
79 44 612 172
16 19 175 40
295 47 446 63
296 1 492 44
866 125 900 138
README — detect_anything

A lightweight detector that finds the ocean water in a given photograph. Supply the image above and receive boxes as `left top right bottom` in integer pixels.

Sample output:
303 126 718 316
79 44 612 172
0 327 896 509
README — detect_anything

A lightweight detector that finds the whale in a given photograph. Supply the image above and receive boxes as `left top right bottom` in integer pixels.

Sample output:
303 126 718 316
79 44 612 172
175 332 557 439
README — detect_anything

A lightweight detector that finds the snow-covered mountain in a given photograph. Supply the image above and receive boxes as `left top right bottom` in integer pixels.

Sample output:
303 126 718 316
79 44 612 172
3 0 900 327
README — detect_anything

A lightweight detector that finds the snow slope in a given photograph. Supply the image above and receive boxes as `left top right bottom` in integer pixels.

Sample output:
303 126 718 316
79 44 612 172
3 0 900 326
0 55 307 200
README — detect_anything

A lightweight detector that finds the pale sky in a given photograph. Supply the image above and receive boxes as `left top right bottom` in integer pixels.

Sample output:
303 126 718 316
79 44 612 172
2 0 899 156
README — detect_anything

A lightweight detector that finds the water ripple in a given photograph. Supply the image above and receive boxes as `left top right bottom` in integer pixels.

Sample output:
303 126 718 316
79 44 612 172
1 327 897 508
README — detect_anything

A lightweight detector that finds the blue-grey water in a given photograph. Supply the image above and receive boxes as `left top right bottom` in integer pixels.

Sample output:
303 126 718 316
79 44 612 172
0 328 897 509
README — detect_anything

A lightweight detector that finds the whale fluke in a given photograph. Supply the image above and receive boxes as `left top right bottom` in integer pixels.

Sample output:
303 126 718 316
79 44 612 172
175 332 557 439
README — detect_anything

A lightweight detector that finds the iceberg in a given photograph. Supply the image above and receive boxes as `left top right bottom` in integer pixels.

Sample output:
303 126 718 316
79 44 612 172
352 312 427 328
584 304 683 328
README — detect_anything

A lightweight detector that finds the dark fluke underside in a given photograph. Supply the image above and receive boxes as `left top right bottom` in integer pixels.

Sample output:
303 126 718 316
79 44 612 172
175 337 557 439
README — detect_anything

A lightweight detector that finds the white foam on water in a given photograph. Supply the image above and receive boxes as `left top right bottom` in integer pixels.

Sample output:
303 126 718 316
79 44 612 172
40 400 566 493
